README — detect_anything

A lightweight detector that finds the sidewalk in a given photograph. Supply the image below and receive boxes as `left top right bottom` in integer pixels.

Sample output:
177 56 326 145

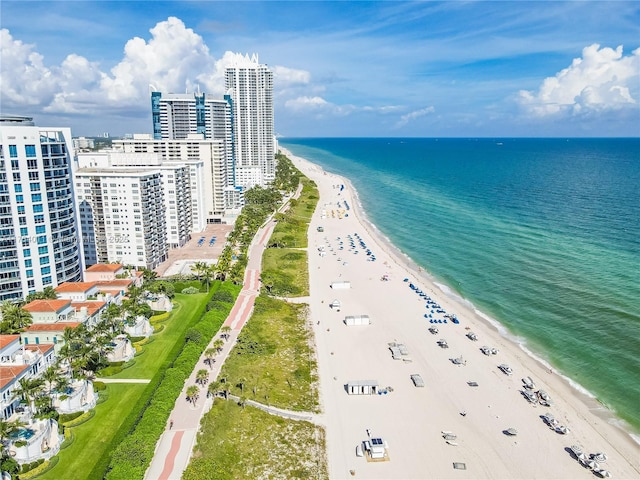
144 219 276 480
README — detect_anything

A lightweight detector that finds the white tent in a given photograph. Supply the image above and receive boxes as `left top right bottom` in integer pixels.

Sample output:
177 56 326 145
344 315 370 326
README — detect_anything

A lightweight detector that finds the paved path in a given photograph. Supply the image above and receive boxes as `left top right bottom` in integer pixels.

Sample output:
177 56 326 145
145 218 279 480
225 394 324 424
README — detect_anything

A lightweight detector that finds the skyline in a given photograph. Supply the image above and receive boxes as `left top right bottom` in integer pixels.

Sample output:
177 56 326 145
1 1 639 137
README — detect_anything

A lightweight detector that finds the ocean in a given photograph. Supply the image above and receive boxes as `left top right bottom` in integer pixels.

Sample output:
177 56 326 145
280 137 640 434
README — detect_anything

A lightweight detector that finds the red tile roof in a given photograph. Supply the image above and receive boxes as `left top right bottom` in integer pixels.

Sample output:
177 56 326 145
23 299 71 313
70 301 106 316
24 343 55 355
25 322 81 332
0 334 21 349
55 282 97 293
85 264 123 273
0 365 30 389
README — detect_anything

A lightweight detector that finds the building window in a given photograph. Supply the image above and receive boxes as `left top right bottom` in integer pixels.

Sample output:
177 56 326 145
41 266 51 275
20 227 28 236
33 204 43 213
42 276 52 285
26 269 33 278
35 225 46 234
30 183 40 191
16 195 23 204
34 215 44 224
8 145 17 158
37 235 47 244
17 206 25 214
23 248 31 257
31 193 42 202
14 184 22 193
38 246 48 255
25 259 32 268
40 256 49 264
11 160 19 170
25 145 37 157
13 173 20 182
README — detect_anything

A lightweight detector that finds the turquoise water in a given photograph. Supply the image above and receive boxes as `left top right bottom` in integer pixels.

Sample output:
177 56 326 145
281 138 640 433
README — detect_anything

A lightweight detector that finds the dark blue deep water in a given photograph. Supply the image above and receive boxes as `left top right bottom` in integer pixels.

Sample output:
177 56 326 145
281 138 640 433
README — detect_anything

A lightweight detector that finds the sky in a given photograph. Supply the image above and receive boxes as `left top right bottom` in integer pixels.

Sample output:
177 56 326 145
1 1 639 138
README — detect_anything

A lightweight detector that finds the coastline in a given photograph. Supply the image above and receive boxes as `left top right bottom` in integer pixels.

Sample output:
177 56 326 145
282 146 640 479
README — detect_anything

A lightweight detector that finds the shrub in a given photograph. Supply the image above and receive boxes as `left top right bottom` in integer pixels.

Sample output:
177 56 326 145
129 336 146 343
21 455 59 479
93 381 106 391
181 286 200 294
210 289 234 304
153 324 165 333
59 411 84 424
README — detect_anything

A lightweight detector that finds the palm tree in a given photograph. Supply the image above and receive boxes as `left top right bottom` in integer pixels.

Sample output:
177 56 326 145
15 377 44 414
220 326 232 341
0 302 33 334
0 418 25 455
236 377 246 395
141 268 158 286
204 348 217 369
196 369 209 386
42 365 63 408
213 339 224 354
186 385 200 405
207 381 222 399
192 261 208 282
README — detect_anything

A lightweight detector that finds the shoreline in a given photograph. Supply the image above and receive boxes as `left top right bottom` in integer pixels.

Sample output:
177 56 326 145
282 146 640 478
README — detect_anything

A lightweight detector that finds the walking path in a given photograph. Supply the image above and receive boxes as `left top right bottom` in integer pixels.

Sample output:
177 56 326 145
225 394 324 424
145 188 301 480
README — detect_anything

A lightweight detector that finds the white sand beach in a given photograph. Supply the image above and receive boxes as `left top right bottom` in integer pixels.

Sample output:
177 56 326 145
283 148 640 479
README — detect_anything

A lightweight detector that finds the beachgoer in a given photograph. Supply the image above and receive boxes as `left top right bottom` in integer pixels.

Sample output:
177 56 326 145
366 429 371 437
169 419 174 429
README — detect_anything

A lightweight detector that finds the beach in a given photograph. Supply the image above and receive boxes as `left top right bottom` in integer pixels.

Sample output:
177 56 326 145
283 147 640 479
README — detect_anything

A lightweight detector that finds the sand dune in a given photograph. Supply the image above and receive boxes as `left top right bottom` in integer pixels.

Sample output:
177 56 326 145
283 148 640 480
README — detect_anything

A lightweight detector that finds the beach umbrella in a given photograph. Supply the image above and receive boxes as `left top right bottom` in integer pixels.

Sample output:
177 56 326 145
595 470 612 478
586 460 600 470
577 453 588 463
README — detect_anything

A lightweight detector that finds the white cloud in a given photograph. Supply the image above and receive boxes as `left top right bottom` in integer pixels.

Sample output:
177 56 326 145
518 44 639 117
284 96 329 111
272 65 311 86
395 106 435 127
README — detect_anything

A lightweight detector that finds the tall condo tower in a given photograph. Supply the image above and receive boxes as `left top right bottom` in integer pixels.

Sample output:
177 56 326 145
225 54 275 188
150 92 234 187
0 115 84 300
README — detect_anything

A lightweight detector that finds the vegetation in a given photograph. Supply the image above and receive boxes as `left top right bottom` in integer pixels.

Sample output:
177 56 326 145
261 175 318 297
219 296 319 412
0 301 33 333
104 283 239 480
38 383 148 480
183 400 327 480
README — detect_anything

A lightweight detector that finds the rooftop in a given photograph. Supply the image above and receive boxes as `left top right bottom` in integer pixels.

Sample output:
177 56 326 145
85 264 123 273
26 322 82 332
0 364 30 389
23 299 72 313
55 282 97 293
0 334 21 349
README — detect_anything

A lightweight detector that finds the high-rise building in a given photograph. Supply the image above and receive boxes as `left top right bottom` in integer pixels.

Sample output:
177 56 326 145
151 91 234 186
225 54 275 188
113 134 234 222
74 166 168 270
0 115 84 300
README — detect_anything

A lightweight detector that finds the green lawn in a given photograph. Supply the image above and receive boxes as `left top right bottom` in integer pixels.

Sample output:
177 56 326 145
219 296 319 412
110 292 211 379
183 400 327 480
39 383 149 480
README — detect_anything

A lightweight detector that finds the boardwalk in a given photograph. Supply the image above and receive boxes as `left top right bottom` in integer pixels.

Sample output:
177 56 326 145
144 219 275 480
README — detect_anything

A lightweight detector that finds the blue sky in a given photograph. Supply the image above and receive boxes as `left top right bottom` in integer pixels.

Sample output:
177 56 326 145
1 1 639 137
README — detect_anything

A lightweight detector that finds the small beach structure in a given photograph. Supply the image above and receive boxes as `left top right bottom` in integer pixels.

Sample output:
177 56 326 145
363 437 389 460
330 299 342 311
344 315 371 326
410 374 425 387
389 342 409 359
345 380 379 395
330 281 351 289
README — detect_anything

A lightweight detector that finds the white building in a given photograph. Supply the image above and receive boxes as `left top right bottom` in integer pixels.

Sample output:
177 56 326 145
72 136 95 150
113 134 233 222
225 54 275 188
0 115 84 301
74 167 168 269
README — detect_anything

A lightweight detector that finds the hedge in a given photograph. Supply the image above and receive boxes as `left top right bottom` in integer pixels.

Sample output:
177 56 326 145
21 455 59 479
150 311 170 324
58 411 83 424
62 409 95 428
105 283 239 479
